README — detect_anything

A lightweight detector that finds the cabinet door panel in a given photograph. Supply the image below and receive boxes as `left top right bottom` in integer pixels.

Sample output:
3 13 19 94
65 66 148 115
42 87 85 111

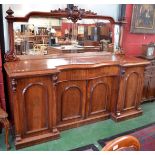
87 77 116 117
142 75 150 101
148 75 155 99
120 67 143 112
17 76 53 137
111 67 144 121
57 81 86 124
123 72 139 110
90 82 108 114
23 83 48 133
61 86 82 120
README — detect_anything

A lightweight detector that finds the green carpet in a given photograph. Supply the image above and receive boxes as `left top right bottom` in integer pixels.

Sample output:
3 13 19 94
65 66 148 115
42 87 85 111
1 102 155 151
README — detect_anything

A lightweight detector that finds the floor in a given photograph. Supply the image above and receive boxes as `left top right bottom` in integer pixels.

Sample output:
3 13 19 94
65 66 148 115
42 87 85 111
0 101 155 151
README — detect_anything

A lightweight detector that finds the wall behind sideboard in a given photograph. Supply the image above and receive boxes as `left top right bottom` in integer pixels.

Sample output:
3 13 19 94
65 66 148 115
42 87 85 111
122 4 155 56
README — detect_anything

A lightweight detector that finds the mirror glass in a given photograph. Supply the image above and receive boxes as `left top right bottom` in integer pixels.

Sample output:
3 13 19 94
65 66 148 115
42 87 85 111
13 17 114 56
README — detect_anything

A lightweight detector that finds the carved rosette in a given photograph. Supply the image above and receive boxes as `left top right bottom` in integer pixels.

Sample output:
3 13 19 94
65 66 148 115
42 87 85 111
11 79 17 92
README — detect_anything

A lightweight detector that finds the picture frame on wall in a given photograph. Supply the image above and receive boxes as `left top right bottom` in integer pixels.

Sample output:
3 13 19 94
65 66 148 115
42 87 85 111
130 4 155 34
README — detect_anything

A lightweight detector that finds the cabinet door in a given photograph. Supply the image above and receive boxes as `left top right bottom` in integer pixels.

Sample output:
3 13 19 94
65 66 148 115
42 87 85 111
15 76 54 138
56 81 86 125
118 67 144 113
148 74 155 100
86 76 117 118
142 65 155 102
142 74 150 102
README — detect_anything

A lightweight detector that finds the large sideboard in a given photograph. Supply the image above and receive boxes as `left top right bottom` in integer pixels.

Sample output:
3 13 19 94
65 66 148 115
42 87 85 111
4 53 149 149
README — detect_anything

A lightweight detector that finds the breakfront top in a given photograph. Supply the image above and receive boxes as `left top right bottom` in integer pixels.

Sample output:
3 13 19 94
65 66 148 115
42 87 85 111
4 52 149 78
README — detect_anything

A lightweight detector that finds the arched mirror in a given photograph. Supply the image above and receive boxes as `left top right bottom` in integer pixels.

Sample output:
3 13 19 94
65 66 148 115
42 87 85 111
13 18 113 55
5 5 125 61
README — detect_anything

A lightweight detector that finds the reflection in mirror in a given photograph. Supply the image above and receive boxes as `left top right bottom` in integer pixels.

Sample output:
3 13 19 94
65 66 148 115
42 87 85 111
13 17 113 56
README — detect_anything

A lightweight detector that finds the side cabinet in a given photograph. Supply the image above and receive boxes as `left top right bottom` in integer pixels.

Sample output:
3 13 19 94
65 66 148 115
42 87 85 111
9 76 59 149
111 66 144 121
142 60 155 102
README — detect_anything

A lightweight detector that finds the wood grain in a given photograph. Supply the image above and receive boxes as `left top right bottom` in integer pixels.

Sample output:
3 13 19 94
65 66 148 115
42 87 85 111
4 53 149 149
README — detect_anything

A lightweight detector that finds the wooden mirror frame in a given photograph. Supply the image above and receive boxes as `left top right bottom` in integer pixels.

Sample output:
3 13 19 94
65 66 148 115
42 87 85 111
5 6 126 62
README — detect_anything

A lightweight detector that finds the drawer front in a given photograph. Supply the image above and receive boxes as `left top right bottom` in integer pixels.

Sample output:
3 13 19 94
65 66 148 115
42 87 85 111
58 66 119 81
86 66 119 79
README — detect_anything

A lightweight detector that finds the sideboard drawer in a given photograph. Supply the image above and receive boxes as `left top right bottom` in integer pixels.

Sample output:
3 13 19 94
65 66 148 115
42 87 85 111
58 66 119 81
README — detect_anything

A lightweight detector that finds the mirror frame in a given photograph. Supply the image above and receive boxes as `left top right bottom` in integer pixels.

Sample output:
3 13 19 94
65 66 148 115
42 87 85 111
5 6 126 61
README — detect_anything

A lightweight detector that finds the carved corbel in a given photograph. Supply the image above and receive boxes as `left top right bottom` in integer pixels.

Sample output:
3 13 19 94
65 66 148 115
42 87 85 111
51 74 59 86
11 79 17 92
120 68 126 77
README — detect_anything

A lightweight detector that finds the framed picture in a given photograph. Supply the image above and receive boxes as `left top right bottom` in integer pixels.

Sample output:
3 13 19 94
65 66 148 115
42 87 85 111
130 4 155 34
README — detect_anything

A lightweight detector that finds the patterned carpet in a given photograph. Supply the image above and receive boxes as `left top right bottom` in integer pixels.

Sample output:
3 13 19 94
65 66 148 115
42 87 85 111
98 122 155 151
71 144 99 151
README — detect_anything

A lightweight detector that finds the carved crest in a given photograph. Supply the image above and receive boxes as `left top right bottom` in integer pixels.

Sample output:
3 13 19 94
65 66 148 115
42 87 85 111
51 6 97 23
66 6 96 23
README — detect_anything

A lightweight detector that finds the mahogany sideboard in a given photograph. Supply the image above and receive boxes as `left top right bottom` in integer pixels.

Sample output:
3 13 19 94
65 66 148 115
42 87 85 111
4 52 149 149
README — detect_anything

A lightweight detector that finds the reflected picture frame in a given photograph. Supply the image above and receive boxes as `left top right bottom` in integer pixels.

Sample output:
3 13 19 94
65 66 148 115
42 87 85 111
130 4 155 34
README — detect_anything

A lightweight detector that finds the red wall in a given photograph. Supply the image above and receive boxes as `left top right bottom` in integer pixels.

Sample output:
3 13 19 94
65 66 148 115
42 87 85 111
122 4 155 56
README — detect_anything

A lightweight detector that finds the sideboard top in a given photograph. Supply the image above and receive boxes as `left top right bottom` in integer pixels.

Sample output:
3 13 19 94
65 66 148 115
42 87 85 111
4 52 149 78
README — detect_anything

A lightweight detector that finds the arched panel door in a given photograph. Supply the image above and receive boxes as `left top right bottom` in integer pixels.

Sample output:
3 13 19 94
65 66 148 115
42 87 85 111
120 68 143 113
16 76 55 138
22 83 49 135
89 82 109 115
123 72 140 111
111 66 144 122
86 76 116 118
56 81 86 125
